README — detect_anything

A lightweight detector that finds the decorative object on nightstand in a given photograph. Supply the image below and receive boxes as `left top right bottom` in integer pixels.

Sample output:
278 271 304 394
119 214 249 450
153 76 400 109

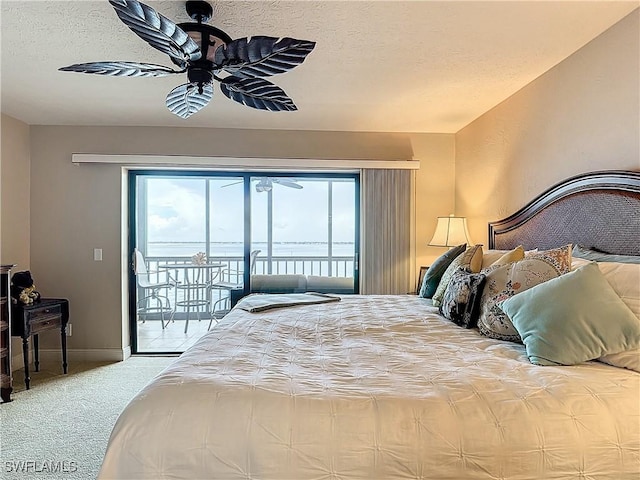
10 270 41 305
1 264 16 403
416 266 429 294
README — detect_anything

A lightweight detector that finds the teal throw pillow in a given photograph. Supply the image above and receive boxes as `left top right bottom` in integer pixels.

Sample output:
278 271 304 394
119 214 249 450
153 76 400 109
419 243 466 298
500 262 640 366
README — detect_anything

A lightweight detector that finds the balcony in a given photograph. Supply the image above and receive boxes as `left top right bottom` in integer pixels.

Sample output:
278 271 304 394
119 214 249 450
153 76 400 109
132 173 358 352
135 254 355 352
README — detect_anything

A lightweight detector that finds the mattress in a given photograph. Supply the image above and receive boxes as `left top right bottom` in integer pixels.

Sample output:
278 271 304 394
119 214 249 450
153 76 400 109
99 295 640 479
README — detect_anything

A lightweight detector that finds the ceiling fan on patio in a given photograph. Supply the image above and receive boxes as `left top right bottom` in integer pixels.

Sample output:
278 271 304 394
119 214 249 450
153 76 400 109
255 177 302 192
222 177 303 192
59 0 316 118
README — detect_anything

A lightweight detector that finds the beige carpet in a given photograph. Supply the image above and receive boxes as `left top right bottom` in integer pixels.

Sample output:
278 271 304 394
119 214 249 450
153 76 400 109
0 356 175 480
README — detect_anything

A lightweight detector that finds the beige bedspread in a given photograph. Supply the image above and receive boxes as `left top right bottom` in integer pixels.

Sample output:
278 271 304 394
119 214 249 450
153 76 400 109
99 295 640 480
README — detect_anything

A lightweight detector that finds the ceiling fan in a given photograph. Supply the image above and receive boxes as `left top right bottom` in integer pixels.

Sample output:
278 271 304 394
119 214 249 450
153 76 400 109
222 177 303 192
59 0 316 118
255 177 302 192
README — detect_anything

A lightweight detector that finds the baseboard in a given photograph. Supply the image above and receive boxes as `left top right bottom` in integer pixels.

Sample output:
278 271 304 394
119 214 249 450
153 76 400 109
12 352 25 370
38 347 132 364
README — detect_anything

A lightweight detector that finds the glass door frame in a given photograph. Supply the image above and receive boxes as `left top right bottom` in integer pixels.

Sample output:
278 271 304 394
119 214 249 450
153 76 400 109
128 169 360 354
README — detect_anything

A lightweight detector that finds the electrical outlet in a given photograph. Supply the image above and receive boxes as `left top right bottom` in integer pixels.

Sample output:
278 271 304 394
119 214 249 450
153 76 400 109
66 324 72 337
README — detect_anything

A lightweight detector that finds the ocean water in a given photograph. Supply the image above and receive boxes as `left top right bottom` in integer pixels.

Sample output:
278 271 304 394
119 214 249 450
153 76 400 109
147 242 355 258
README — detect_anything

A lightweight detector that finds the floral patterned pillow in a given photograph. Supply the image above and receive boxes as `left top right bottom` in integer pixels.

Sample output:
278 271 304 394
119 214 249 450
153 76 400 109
439 269 487 328
477 245 572 342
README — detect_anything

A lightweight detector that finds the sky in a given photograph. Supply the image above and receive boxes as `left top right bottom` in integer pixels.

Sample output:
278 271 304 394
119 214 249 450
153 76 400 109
142 176 356 246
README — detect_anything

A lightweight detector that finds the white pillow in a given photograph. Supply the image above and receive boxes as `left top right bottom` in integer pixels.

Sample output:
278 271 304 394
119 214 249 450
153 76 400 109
481 249 512 269
481 246 523 270
595 262 640 371
598 262 640 317
482 248 538 269
571 257 591 270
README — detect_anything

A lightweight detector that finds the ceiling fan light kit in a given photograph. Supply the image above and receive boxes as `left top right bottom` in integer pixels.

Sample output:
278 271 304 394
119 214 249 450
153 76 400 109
222 177 304 192
59 0 315 118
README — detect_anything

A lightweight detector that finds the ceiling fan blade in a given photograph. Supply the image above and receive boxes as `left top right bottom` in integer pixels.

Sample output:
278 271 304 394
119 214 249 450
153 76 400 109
220 77 297 112
273 178 303 189
109 0 201 66
221 180 243 188
214 36 316 78
166 83 213 119
59 61 184 77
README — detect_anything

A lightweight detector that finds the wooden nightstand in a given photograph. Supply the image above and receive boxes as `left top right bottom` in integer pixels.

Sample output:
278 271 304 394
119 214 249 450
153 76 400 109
12 298 69 390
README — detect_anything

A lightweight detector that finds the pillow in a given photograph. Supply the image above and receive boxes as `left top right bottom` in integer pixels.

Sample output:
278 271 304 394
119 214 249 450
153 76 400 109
250 274 307 293
500 262 640 366
600 349 640 372
482 246 525 269
571 257 591 270
572 244 640 264
477 245 572 342
439 269 486 328
572 261 640 370
419 243 466 298
597 262 640 317
432 245 483 307
481 249 512 269
595 261 640 371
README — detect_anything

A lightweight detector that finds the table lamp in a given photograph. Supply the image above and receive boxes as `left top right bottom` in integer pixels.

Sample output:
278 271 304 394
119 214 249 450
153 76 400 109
428 214 472 247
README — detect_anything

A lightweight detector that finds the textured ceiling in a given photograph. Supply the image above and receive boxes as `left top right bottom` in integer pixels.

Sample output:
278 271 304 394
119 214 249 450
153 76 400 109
1 1 637 133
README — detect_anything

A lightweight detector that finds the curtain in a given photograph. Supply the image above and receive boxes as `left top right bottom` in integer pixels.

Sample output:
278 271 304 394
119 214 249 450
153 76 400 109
360 169 414 294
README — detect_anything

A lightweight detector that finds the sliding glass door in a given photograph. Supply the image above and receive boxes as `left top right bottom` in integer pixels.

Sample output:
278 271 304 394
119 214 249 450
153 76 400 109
129 171 359 353
251 176 356 285
131 173 245 353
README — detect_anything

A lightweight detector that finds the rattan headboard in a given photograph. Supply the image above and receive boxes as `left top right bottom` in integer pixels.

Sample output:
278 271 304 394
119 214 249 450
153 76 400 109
488 170 640 256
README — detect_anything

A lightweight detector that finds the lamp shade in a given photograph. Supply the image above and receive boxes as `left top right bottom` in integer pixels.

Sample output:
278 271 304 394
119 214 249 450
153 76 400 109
428 215 472 247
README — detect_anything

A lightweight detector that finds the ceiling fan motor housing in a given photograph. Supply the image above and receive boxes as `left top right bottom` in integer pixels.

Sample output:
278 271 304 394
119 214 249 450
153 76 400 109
187 67 213 88
185 0 213 22
179 22 233 65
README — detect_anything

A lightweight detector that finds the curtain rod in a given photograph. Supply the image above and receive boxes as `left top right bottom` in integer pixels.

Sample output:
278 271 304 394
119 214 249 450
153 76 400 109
71 154 420 170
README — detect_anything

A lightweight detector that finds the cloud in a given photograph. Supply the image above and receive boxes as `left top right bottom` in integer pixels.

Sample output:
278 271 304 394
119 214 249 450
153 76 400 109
140 176 356 248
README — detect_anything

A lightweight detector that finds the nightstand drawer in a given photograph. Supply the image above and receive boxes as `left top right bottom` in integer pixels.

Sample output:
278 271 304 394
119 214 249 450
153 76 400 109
29 312 62 335
28 304 62 322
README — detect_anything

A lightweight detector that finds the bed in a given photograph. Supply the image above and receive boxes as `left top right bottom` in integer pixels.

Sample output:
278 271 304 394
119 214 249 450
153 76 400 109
99 170 640 480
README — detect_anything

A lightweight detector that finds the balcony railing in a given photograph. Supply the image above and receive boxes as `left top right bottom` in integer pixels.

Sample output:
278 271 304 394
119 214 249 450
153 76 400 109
136 255 355 321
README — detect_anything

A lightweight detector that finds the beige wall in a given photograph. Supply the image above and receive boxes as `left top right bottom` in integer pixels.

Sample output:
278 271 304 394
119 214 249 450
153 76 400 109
455 9 640 246
1 114 31 365
27 126 454 354
412 134 456 271
1 114 31 269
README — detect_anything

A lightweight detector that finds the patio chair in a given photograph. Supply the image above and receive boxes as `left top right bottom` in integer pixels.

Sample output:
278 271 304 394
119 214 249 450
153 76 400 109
134 249 176 329
208 250 260 329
